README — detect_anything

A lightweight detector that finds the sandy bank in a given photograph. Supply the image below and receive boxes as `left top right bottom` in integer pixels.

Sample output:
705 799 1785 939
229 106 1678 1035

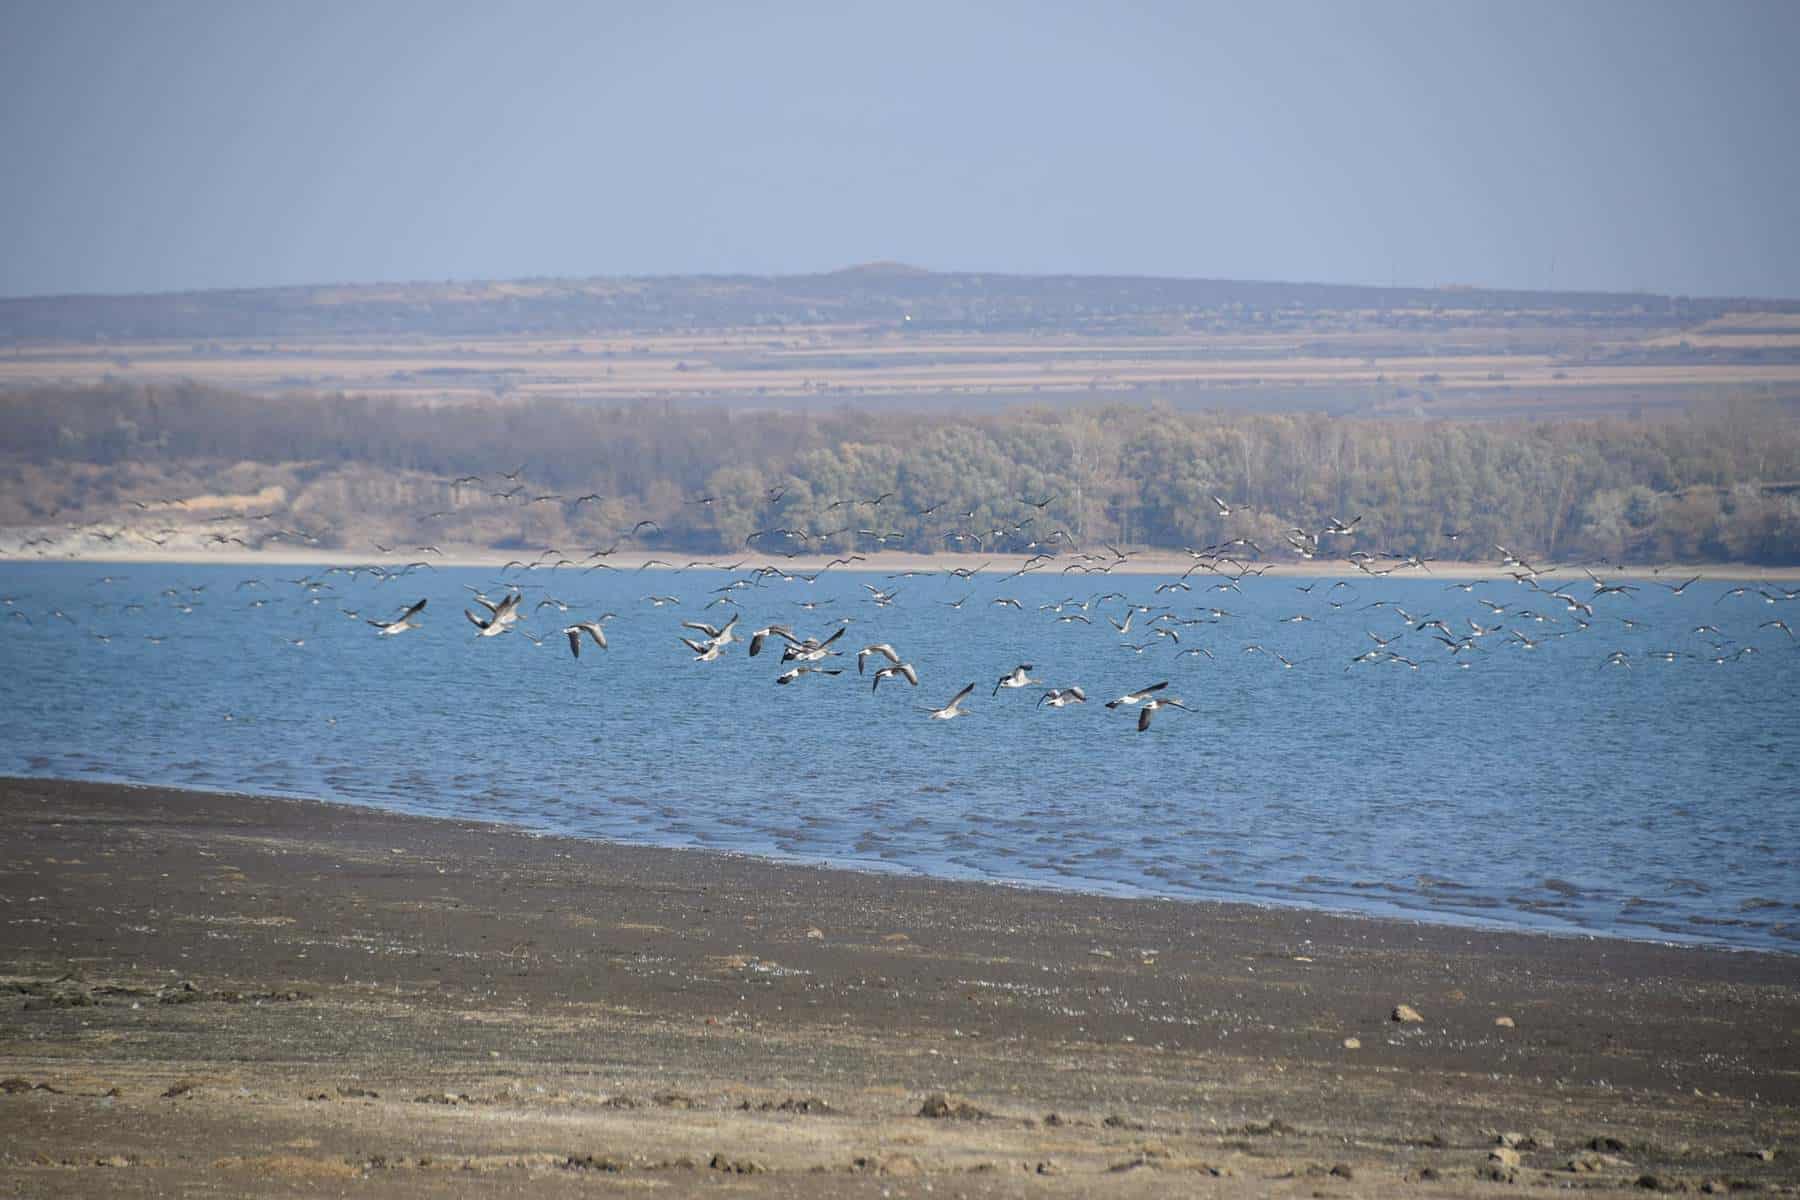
1 777 1795 1196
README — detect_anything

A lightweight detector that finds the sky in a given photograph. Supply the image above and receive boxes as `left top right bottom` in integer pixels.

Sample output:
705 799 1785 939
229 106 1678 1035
2 1 1797 300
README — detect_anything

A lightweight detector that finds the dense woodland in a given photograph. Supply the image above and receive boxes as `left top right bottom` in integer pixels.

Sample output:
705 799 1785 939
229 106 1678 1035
3 382 1798 564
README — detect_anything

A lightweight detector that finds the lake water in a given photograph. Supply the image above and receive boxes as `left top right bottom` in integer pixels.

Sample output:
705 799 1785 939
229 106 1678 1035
2 559 1796 952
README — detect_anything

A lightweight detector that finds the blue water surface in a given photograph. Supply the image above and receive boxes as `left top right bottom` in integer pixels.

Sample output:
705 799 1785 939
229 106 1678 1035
2 559 1795 951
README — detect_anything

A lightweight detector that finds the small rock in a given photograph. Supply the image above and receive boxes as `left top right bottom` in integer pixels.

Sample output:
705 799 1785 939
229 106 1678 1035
1495 1015 1516 1027
1491 1147 1522 1168
1329 1163 1355 1179
805 927 823 939
1107 1156 1158 1173
1416 1167 1442 1182
1035 1160 1060 1176
1591 1135 1630 1153
741 1095 832 1114
852 1153 921 1176
1748 1148 1776 1162
94 1155 131 1168
1570 1152 1632 1173
1635 1174 1666 1191
1237 1118 1295 1137
1393 1004 1424 1023
709 1153 765 1174
563 1154 626 1172
1342 1037 1362 1050
918 1092 990 1120
1481 1164 1518 1184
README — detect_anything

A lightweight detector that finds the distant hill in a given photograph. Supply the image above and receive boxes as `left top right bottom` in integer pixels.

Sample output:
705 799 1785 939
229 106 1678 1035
4 267 1795 342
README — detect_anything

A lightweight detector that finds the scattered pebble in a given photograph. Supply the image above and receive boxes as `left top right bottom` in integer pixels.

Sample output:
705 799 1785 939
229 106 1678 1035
1495 1015 1516 1027
1342 1037 1362 1049
1393 1004 1424 1023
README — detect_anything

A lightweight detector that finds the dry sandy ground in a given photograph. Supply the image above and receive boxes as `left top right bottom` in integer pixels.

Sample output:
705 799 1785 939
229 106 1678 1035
0 777 1795 1197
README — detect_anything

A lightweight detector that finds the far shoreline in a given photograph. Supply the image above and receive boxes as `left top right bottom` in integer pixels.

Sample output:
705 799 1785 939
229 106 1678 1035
5 544 1800 581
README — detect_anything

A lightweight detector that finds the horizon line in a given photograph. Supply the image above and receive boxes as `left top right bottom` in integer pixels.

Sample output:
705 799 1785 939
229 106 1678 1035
5 261 1797 308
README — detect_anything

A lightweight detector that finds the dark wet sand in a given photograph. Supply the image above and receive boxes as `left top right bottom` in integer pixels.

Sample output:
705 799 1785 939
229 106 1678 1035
1 776 1795 1196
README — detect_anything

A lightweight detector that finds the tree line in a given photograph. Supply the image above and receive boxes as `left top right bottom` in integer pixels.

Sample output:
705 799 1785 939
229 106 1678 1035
3 382 1797 564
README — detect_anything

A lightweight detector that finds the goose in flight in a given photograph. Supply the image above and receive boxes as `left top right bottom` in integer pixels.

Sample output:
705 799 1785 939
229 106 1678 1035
368 598 428 636
862 584 902 606
1037 686 1087 708
923 683 976 720
781 624 847 663
465 592 522 637
1104 681 1168 709
993 664 1040 695
683 613 740 648
564 621 609 656
871 662 920 690
680 636 726 662
857 643 902 674
776 665 842 684
1135 695 1192 731
748 624 795 657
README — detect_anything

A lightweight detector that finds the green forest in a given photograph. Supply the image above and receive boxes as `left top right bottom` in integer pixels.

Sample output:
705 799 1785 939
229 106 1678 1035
3 382 1798 564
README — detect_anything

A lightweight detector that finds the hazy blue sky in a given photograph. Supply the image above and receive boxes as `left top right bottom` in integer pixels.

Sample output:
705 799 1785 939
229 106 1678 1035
2 1 1796 299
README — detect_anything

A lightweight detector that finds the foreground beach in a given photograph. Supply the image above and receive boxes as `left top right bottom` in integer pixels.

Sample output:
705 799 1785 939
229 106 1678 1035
1 778 1794 1196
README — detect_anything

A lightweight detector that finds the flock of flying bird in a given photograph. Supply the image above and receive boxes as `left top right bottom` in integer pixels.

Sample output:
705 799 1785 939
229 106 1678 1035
6 481 1798 736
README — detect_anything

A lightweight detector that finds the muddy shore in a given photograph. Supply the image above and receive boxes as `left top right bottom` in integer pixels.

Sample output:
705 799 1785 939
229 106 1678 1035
1 776 1794 1196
